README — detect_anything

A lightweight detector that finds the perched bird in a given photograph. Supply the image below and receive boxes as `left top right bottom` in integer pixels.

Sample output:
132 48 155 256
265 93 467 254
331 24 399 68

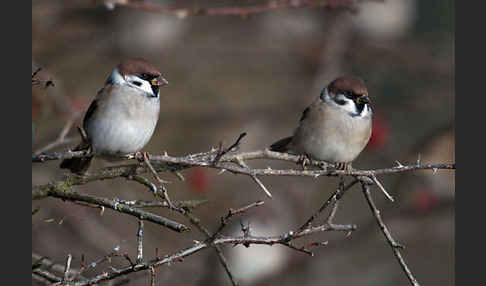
60 58 168 174
270 76 372 169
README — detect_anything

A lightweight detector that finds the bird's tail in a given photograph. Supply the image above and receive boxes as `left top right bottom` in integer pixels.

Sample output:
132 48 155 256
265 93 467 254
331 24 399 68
269 136 293 152
60 141 92 174
60 156 93 174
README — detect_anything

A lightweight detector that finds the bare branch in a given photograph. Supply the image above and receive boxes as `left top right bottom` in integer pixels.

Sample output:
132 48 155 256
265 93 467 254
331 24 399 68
213 132 247 165
70 221 356 286
180 210 238 286
149 266 156 286
32 148 455 179
213 201 265 239
141 152 176 209
299 178 359 231
34 111 82 155
370 174 394 202
63 254 72 282
32 268 62 283
361 181 420 286
32 142 454 286
137 220 144 264
32 185 189 233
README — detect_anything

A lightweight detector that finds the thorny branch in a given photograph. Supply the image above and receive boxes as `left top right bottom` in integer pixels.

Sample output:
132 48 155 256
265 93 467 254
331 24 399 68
32 184 189 233
46 222 356 286
361 181 420 286
33 135 455 285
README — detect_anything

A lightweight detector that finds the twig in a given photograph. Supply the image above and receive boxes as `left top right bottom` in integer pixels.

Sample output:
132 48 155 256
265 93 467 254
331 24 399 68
213 132 247 165
137 220 144 264
32 185 189 233
34 111 82 155
63 254 72 282
118 199 208 209
212 201 265 239
32 150 88 162
32 66 55 87
142 152 176 209
149 266 156 286
361 180 420 286
71 222 356 286
235 158 272 198
370 174 394 202
32 268 62 283
326 176 345 224
181 210 238 286
32 253 86 283
128 174 158 195
32 148 455 179
299 178 359 231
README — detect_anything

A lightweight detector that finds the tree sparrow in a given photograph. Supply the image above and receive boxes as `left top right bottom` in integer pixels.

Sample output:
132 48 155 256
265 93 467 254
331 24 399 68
60 58 168 174
270 76 372 169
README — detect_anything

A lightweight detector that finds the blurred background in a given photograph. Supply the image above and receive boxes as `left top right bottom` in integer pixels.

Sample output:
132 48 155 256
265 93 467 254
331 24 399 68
32 0 454 285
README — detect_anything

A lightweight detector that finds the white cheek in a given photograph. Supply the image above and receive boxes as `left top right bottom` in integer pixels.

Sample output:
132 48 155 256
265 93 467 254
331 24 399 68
337 96 359 114
124 74 155 96
361 104 372 117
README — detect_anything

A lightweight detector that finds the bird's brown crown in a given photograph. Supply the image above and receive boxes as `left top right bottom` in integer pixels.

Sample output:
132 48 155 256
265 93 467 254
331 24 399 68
117 58 161 78
328 76 368 96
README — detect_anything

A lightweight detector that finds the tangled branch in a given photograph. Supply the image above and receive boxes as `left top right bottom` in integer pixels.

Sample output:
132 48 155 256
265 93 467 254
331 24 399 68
32 132 455 285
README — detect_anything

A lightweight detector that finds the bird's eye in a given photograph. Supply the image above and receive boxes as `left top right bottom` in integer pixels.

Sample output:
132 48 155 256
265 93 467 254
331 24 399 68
344 92 355 99
131 81 142 87
140 73 152 80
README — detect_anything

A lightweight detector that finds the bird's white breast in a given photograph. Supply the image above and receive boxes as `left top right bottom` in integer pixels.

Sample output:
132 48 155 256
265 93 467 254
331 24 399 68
291 100 372 163
85 85 160 156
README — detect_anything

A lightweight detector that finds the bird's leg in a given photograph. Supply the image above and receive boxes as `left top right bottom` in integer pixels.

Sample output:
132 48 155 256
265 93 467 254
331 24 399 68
297 154 312 170
335 162 353 171
134 151 149 167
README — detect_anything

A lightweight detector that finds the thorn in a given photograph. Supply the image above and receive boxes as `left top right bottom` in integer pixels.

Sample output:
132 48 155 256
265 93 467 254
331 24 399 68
252 175 273 198
395 160 404 168
393 242 405 249
174 171 185 181
371 175 394 202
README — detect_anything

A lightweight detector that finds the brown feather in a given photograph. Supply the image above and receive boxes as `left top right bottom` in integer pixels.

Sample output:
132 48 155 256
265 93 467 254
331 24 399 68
116 58 161 78
270 136 293 152
328 76 368 97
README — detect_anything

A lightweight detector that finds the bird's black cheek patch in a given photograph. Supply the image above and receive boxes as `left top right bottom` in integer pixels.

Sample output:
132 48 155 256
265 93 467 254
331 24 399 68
356 103 365 113
151 85 159 97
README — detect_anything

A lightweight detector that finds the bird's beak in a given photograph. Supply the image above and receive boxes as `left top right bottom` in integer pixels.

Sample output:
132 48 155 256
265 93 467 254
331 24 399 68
356 94 370 104
151 75 169 87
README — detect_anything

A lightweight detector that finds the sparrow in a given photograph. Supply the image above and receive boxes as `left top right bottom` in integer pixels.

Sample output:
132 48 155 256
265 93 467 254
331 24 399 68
60 58 168 174
270 75 372 169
